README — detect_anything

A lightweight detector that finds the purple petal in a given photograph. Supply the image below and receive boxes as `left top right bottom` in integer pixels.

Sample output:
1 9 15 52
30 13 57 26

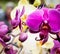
55 4 60 9
54 40 60 48
15 9 20 20
42 7 49 21
26 9 43 31
50 40 60 54
20 6 25 17
15 10 18 18
57 8 60 12
11 19 20 29
29 29 40 33
48 9 60 32
55 4 60 12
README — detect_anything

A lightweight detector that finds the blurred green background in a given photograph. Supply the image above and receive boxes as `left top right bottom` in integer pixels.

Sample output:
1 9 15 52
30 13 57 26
0 0 19 9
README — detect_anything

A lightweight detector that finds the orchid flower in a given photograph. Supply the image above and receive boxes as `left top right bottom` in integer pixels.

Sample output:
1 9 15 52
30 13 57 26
11 0 36 34
26 7 60 44
50 40 60 54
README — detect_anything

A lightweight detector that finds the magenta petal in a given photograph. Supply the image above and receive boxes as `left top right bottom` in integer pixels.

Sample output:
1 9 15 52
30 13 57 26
48 9 60 32
50 40 60 54
15 10 19 18
54 40 60 47
15 9 20 20
42 7 49 21
55 4 60 12
20 6 25 17
55 4 60 9
57 8 60 12
11 19 20 29
26 9 43 31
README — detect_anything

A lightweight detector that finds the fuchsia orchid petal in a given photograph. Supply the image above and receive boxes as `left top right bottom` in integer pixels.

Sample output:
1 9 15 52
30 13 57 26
20 6 25 17
42 7 49 21
15 10 19 19
50 40 60 54
48 9 60 32
55 4 60 9
57 8 60 12
26 9 44 32
11 19 20 29
55 4 60 12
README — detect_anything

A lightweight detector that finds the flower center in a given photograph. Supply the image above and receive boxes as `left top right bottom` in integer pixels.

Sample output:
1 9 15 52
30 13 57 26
55 48 60 54
42 23 50 30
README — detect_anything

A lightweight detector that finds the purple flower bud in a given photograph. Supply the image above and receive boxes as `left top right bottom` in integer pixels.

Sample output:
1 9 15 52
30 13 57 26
19 33 28 42
0 22 8 36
